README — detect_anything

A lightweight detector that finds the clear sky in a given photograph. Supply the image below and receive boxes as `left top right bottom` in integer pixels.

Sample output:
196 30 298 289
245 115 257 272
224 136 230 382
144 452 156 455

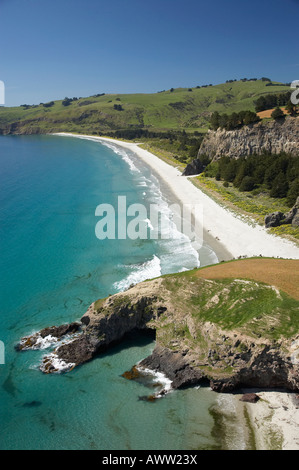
0 0 298 106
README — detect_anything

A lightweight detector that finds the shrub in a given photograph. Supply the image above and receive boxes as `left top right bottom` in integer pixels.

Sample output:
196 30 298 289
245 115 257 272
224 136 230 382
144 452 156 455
286 178 299 206
239 176 255 192
270 172 289 198
271 107 285 120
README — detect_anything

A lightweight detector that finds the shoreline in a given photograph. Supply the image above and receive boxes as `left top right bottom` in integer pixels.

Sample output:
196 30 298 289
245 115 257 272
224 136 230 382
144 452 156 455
54 132 299 261
52 133 299 450
234 390 299 450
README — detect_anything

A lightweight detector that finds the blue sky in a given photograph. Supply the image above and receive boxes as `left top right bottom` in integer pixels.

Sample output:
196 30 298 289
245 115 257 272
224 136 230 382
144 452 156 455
0 0 298 106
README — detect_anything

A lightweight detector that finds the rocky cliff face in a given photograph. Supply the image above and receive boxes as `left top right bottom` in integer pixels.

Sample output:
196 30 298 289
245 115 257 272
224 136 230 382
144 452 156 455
17 272 299 395
198 117 299 160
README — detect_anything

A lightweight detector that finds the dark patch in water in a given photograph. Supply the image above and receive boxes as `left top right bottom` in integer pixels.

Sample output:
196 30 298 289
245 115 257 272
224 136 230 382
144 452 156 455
22 400 42 408
122 366 141 381
2 365 19 397
138 395 157 403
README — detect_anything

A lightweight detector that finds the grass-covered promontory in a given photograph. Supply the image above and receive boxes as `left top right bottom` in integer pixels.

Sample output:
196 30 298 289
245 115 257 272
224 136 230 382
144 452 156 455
0 79 291 135
18 257 299 394
158 258 299 344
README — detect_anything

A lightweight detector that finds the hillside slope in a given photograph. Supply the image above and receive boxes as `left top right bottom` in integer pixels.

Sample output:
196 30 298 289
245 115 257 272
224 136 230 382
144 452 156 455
0 80 291 135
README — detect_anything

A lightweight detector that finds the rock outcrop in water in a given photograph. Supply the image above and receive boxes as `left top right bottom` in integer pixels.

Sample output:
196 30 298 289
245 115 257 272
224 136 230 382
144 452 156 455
17 266 299 394
197 116 299 160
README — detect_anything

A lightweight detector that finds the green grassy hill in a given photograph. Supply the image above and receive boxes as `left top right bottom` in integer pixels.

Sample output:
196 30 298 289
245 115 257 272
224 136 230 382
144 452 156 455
0 80 291 135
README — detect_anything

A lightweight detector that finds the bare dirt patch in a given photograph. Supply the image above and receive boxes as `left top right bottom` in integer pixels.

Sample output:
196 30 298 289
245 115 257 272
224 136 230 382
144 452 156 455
196 258 299 300
257 107 288 119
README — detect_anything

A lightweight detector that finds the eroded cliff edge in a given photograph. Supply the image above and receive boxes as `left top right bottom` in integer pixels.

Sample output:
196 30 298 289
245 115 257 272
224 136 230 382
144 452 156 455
17 262 299 394
198 116 299 160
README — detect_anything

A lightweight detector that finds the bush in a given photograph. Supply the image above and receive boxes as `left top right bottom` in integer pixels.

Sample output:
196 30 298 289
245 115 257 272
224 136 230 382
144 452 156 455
43 101 54 108
239 176 255 192
62 97 72 106
271 107 285 120
286 178 299 206
270 172 289 198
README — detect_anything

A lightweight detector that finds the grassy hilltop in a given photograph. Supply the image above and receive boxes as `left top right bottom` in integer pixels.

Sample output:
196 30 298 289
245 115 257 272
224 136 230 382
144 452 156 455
0 79 291 135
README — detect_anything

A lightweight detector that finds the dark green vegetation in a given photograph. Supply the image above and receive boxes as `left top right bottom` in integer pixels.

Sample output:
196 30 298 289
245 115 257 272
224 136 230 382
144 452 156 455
202 153 299 206
209 90 298 130
0 79 291 135
210 110 261 130
255 91 293 112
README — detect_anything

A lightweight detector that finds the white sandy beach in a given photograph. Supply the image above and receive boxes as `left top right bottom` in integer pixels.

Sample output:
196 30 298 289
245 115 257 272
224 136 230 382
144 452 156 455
55 133 299 261
239 391 299 450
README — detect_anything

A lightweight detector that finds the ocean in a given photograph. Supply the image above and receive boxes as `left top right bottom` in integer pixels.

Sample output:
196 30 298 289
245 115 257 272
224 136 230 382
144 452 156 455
0 134 246 450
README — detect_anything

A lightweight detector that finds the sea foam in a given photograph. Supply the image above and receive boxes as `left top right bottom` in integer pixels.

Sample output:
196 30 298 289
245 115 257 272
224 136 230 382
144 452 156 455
113 255 162 292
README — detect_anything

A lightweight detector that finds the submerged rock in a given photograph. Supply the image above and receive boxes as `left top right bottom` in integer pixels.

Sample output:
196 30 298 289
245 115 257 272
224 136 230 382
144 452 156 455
122 366 141 381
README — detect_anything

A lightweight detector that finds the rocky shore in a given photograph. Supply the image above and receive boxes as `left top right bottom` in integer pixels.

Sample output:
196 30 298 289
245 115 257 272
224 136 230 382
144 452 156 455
17 267 299 395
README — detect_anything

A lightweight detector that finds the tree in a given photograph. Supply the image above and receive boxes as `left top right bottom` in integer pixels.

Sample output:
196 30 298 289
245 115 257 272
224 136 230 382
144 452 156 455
271 107 285 120
222 160 237 182
239 176 255 192
286 178 299 206
233 160 247 188
226 112 239 130
219 113 228 129
43 101 54 108
243 111 260 125
62 97 72 106
270 172 289 198
210 112 220 130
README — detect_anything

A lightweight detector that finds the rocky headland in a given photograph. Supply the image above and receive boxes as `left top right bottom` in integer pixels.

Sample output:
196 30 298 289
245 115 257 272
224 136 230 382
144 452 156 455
17 260 299 395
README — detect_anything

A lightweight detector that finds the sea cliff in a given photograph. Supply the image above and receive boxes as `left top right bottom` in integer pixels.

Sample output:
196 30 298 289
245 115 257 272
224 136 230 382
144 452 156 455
17 259 299 395
198 116 299 159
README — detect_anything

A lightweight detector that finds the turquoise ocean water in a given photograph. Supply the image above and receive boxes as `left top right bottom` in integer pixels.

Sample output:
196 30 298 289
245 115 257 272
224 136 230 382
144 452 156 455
0 135 243 450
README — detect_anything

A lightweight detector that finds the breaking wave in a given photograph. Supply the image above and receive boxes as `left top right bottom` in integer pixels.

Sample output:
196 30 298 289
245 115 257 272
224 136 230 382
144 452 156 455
113 255 162 292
